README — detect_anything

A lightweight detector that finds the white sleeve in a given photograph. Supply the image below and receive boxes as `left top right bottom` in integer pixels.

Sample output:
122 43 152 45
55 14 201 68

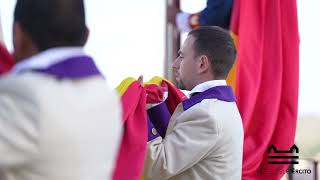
176 12 192 32
143 106 220 179
0 80 39 168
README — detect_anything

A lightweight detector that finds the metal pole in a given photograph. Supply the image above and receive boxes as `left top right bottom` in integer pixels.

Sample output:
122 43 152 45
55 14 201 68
165 0 180 83
315 161 318 180
0 11 4 44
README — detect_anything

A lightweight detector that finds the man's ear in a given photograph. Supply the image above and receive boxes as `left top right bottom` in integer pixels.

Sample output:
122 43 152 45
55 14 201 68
13 22 36 49
13 22 38 62
13 22 26 61
197 55 210 74
82 27 89 45
13 22 23 50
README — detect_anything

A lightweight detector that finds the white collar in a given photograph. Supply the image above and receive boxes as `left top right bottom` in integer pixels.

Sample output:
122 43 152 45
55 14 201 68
12 47 86 74
189 80 227 95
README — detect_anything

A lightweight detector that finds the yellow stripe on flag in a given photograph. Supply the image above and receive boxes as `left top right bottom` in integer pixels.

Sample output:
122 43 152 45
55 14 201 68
143 76 164 86
116 77 137 96
226 32 238 93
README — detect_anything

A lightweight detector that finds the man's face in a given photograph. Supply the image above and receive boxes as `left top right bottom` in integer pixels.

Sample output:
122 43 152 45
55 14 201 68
172 35 199 90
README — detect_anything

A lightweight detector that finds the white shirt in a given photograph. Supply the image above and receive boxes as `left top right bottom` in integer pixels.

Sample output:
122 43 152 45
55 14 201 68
182 80 227 98
190 80 227 94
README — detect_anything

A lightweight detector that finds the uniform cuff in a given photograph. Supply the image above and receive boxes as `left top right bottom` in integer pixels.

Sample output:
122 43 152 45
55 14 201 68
147 116 160 141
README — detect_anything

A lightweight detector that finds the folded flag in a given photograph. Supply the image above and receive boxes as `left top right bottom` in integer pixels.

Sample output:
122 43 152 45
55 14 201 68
113 77 148 180
113 77 187 180
0 44 14 74
144 77 187 140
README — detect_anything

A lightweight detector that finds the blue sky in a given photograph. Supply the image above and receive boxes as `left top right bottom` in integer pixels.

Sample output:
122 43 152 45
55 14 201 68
0 0 319 116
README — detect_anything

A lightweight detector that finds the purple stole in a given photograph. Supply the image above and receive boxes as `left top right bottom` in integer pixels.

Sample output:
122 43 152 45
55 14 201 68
25 56 103 79
147 85 235 141
182 86 235 110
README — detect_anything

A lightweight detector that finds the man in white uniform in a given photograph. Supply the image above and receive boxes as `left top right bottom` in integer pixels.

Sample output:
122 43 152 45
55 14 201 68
143 26 244 180
0 0 121 180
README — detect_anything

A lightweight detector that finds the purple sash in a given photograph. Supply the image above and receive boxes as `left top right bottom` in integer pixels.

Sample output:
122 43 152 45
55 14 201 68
30 56 103 79
182 86 235 111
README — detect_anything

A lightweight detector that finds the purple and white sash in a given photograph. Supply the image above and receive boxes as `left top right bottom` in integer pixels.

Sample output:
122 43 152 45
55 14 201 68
20 55 102 79
182 85 235 110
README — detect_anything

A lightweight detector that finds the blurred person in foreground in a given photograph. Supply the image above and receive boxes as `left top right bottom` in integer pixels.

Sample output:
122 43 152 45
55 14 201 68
0 0 121 180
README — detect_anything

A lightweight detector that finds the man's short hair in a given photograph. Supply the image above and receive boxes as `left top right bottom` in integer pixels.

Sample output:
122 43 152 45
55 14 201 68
14 0 87 51
188 26 236 78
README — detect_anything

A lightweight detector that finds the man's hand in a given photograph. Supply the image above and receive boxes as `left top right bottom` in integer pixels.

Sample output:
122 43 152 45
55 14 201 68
138 75 144 85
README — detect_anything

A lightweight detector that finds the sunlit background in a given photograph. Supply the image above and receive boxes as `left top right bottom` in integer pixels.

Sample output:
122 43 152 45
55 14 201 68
0 0 319 160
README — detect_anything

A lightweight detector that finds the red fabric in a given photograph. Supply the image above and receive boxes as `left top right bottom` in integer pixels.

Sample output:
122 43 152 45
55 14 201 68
160 80 187 114
231 0 299 179
112 81 147 180
113 79 185 180
145 80 187 113
0 44 14 74
145 84 167 104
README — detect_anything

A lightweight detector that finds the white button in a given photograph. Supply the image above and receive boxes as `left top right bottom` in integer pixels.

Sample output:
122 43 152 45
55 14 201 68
152 128 157 135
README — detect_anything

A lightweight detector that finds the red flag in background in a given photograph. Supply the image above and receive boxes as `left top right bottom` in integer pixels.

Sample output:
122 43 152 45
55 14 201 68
229 0 299 179
0 44 14 74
